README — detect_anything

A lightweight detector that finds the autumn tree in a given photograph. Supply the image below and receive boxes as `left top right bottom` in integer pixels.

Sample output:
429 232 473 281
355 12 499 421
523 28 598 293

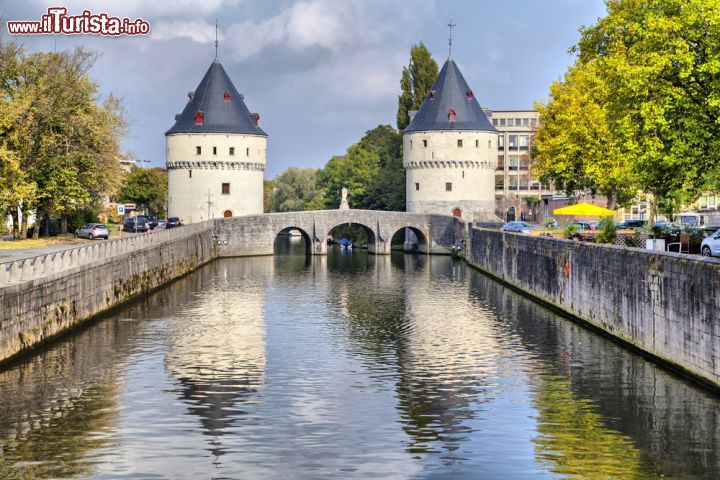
397 43 439 130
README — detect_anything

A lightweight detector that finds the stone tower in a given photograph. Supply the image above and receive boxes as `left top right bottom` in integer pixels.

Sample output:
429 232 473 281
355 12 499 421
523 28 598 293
166 58 267 223
403 57 498 222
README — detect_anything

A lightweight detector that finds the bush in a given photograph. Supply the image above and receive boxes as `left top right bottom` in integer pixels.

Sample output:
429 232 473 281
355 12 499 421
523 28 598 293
544 217 557 229
596 216 617 244
564 223 580 238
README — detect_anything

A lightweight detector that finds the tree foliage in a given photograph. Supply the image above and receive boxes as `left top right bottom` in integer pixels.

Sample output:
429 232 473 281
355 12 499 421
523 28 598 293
118 167 168 217
269 167 323 212
397 43 439 130
533 0 720 222
0 40 128 237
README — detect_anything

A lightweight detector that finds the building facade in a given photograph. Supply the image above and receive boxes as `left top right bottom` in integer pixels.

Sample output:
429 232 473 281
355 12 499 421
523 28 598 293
166 59 267 223
403 58 499 222
486 110 554 221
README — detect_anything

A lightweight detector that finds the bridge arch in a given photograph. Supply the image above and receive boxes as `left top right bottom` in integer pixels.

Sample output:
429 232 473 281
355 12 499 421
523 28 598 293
391 226 428 253
326 222 376 252
273 226 311 256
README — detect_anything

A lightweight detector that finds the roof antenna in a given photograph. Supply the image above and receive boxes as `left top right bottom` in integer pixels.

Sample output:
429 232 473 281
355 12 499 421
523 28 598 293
214 19 219 60
448 20 456 59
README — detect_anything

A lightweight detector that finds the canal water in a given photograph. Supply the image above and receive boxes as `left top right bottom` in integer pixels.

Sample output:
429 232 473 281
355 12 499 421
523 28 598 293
1 238 719 479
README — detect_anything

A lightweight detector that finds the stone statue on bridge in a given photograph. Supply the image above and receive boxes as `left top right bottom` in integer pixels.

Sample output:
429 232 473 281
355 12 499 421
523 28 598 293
339 187 349 210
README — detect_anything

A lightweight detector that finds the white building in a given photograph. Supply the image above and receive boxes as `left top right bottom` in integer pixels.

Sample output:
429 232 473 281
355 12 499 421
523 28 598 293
166 58 267 223
403 57 499 222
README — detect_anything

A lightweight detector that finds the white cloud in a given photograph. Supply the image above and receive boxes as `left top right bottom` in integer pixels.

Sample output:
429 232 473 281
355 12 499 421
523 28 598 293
152 19 222 43
27 0 240 19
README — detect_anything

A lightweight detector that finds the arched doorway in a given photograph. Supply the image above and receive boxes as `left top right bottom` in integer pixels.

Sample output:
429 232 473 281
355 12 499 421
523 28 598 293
390 227 428 253
223 210 233 218
507 207 516 222
452 208 462 218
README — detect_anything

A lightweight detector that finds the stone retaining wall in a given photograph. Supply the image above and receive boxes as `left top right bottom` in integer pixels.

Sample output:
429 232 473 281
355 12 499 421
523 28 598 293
0 221 216 364
467 227 720 389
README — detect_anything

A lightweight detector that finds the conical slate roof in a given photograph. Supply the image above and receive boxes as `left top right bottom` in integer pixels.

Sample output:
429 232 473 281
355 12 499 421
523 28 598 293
166 59 267 136
404 58 496 133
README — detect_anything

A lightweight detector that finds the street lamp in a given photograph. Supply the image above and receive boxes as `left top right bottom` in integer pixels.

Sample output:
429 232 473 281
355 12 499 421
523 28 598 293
137 159 151 169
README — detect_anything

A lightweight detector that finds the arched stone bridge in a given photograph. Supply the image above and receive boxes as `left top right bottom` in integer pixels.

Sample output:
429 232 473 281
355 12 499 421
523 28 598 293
213 210 466 256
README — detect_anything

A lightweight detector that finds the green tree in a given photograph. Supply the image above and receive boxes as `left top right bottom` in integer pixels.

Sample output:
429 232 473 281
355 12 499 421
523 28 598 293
579 0 720 222
269 167 324 212
118 167 168 217
0 41 127 237
396 43 439 130
533 63 635 210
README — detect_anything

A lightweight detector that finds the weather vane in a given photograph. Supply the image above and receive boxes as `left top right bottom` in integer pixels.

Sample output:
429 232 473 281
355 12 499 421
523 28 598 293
448 20 456 58
214 19 219 59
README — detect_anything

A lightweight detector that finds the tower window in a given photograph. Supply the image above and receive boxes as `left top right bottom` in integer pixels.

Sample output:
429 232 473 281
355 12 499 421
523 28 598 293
476 139 479 148
423 139 428 148
221 183 230 195
428 90 436 101
466 89 474 100
415 182 420 191
246 147 250 156
196 146 201 155
189 170 192 178
224 91 231 103
457 139 463 148
410 140 413 149
488 140 492 148
229 147 235 156
195 111 203 125
213 146 217 155
448 108 456 123
446 182 452 192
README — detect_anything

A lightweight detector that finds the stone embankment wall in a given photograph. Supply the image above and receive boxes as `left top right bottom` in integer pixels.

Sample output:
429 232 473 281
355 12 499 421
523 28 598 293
0 221 215 364
467 227 720 389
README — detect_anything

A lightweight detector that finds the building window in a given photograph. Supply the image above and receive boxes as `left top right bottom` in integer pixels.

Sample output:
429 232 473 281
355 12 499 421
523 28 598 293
415 182 420 191
213 146 217 155
523 118 530 126
222 183 230 195
476 139 480 148
498 135 504 150
509 135 518 150
453 208 462 217
495 174 504 190
497 155 505 170
224 92 231 103
223 209 233 217
462 170 465 179
229 147 235 156
246 147 250 156
530 118 537 127
457 139 463 148
448 108 456 123
196 146 201 155
189 170 192 178
519 135 529 150
195 111 203 125
423 139 428 147
492 119 498 126
410 140 413 149
509 155 520 170
446 182 452 192
488 139 492 148
507 119 513 126
499 118 506 126
515 118 522 125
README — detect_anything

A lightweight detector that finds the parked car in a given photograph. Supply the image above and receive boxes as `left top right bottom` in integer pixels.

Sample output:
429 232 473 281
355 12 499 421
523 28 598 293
123 217 149 233
166 217 183 229
571 220 598 231
701 230 720 257
138 215 157 230
76 223 109 240
500 221 537 234
619 219 647 229
157 218 167 228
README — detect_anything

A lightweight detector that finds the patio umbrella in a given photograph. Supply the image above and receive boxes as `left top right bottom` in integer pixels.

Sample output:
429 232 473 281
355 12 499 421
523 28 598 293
553 203 616 217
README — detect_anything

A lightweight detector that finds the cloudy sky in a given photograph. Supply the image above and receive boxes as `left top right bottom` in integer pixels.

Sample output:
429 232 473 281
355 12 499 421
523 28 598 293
3 0 606 177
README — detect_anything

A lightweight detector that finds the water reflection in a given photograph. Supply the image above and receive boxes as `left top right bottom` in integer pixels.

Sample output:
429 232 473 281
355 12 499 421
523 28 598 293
165 259 269 456
0 237 719 478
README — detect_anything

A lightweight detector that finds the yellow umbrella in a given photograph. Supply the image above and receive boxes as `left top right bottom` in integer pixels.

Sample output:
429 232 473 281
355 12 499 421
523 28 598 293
553 203 616 216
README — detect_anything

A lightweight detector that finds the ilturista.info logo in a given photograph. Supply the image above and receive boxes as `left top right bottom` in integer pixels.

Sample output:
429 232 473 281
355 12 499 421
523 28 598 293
7 7 150 36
